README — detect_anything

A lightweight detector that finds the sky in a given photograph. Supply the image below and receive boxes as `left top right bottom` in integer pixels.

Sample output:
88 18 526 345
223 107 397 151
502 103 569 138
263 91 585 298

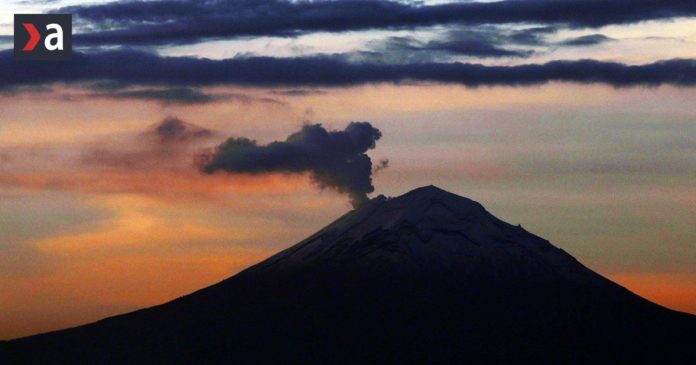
1 0 695 339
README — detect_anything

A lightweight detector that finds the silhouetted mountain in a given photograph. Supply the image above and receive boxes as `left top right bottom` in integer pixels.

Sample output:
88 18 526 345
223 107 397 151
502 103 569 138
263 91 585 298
2 186 695 364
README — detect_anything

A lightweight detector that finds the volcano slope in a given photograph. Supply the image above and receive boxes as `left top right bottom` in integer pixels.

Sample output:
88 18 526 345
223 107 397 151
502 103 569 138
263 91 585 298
2 186 695 364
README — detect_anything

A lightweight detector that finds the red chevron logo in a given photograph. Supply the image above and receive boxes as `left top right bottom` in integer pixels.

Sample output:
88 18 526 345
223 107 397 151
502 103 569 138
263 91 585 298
22 23 40 51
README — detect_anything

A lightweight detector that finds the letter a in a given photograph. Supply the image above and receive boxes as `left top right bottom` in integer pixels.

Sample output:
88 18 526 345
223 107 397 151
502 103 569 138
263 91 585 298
45 23 63 51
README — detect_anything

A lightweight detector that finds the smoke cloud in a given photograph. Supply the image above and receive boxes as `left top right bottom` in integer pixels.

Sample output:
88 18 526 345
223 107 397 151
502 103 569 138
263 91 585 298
200 122 384 208
79 117 216 171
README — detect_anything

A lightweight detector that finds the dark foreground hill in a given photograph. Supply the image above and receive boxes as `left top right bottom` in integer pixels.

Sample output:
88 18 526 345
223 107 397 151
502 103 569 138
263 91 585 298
2 186 695 364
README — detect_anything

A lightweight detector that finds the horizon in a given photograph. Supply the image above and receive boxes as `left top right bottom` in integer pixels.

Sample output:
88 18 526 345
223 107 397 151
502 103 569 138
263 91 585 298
1 0 695 340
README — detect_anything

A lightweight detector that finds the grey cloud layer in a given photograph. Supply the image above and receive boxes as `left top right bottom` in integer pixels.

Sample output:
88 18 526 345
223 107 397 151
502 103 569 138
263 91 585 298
362 28 548 61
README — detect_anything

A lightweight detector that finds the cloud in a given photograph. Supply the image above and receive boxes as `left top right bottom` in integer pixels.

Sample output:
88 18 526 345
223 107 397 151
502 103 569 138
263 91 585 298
2 49 696 88
83 80 288 105
269 89 327 97
89 86 285 105
91 87 222 105
508 26 558 46
0 80 286 106
60 0 696 46
362 27 624 62
13 0 61 4
560 34 615 47
0 84 53 95
423 30 533 58
152 117 213 143
200 122 384 208
364 28 538 62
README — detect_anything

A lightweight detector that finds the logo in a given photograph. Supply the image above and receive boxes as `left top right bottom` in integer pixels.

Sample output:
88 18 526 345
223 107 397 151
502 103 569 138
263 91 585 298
14 14 72 61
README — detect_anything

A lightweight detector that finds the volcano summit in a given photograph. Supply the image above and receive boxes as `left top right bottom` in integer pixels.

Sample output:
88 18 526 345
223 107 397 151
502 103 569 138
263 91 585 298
2 186 695 364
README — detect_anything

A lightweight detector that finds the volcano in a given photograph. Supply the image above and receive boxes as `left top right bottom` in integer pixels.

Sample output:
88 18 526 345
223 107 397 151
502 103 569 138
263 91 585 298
2 186 695 364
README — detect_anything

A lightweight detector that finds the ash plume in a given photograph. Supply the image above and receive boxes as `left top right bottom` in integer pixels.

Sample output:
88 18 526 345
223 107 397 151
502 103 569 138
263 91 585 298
200 122 384 208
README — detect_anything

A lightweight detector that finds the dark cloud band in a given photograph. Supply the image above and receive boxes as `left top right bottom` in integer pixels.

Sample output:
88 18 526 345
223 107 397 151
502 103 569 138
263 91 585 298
61 0 696 46
2 50 696 88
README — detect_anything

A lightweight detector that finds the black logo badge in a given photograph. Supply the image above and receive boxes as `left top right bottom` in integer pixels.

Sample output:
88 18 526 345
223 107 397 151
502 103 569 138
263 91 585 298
14 14 72 61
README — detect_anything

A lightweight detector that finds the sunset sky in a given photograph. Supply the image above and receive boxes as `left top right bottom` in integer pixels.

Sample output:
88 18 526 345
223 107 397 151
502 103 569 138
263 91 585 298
1 0 695 339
